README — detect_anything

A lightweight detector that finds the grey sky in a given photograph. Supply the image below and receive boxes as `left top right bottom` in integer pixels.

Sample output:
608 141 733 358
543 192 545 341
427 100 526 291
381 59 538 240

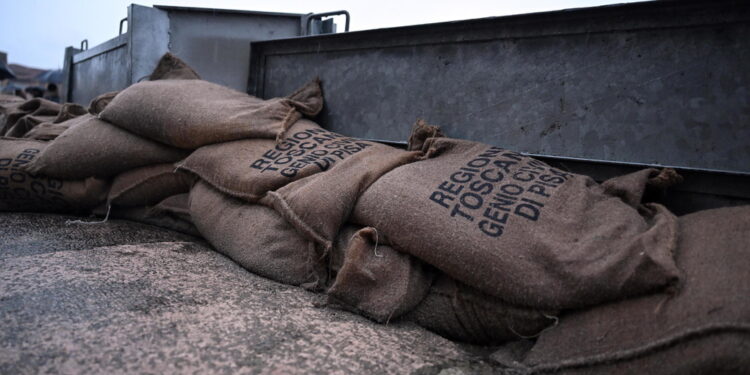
1 0 646 69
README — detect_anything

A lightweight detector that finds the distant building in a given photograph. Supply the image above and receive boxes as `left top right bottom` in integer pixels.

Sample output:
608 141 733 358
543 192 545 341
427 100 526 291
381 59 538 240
1 51 62 101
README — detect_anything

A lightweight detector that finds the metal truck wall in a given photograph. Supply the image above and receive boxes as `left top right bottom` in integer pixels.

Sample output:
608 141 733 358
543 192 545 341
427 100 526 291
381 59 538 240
63 5 169 105
249 0 750 176
163 7 302 90
63 4 302 105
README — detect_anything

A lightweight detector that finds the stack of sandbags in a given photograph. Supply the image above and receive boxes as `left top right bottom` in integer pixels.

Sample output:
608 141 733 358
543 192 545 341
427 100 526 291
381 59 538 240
182 121 416 288
263 119 683 344
89 53 325 236
0 55 196 217
352 122 681 311
0 96 90 142
3 50 747 363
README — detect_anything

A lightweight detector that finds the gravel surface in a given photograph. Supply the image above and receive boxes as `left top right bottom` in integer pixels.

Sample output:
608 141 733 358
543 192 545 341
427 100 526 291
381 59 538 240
0 213 509 374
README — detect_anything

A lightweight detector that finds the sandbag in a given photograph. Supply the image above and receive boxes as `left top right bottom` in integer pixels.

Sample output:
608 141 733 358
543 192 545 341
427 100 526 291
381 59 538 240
24 122 73 141
108 164 193 207
601 167 683 209
189 181 325 288
405 274 558 346
2 98 61 135
88 91 118 115
327 224 557 345
0 98 61 136
327 226 434 323
23 109 91 141
150 193 192 223
262 142 421 251
98 194 200 237
85 54 198 117
24 115 189 179
149 52 201 81
516 206 750 374
178 120 377 202
0 137 108 213
99 78 323 149
52 103 88 123
6 114 56 138
177 119 328 202
352 131 680 310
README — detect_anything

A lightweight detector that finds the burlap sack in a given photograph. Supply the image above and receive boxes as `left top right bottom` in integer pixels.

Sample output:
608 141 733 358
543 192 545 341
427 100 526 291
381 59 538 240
23 109 92 141
99 78 323 149
6 114 57 138
327 226 434 323
601 167 683 209
0 137 108 213
150 193 192 223
108 163 193 207
86 54 197 116
178 120 379 202
262 143 421 252
189 181 325 288
405 274 558 345
352 133 680 310
24 115 189 179
97 194 199 237
2 98 61 135
407 120 444 151
515 206 750 374
24 122 71 141
53 103 88 123
149 52 201 81
88 91 118 115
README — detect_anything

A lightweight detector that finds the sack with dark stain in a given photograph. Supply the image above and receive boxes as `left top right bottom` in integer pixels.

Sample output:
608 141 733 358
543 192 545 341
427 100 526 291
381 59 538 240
188 181 326 288
108 163 194 207
516 206 750 374
99 77 323 149
327 226 434 323
0 137 108 213
23 115 189 179
353 125 680 310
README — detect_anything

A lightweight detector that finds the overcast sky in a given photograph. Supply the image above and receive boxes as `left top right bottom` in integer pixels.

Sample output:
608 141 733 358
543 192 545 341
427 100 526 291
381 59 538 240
1 0 646 69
